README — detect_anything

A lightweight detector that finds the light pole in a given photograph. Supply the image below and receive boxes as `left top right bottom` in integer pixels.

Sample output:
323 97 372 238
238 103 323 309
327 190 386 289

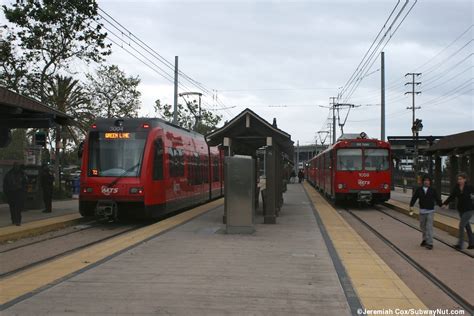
412 118 423 185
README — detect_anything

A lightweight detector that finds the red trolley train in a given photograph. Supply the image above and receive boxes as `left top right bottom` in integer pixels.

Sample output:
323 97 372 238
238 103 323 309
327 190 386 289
306 133 391 204
79 118 223 219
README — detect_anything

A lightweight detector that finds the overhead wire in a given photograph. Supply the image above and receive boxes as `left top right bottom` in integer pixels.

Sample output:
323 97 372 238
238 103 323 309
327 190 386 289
338 0 403 100
342 0 418 103
348 25 473 110
96 6 238 121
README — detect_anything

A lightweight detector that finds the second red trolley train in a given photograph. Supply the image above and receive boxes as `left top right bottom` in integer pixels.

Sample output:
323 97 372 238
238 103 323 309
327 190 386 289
306 133 392 204
79 118 223 219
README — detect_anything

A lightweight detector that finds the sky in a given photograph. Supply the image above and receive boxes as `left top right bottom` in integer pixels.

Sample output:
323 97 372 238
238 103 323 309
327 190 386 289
2 0 473 144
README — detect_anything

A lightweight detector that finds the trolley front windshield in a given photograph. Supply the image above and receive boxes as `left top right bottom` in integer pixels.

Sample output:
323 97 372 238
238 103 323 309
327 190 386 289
88 131 148 177
364 149 389 171
337 149 362 171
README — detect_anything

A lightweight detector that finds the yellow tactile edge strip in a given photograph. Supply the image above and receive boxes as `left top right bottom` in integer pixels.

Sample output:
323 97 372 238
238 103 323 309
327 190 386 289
0 213 84 243
0 198 223 306
384 199 472 240
303 183 427 311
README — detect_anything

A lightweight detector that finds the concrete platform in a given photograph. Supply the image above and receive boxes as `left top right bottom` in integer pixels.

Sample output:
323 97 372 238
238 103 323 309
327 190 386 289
304 183 426 312
0 200 82 242
0 199 79 228
1 185 352 315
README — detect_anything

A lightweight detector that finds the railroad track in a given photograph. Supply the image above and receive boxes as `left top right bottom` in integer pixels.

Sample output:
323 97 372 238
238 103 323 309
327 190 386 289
0 223 145 279
0 220 100 254
344 207 474 314
0 204 201 279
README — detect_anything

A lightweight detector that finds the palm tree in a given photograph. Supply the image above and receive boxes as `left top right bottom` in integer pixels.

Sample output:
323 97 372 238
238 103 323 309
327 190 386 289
46 75 92 188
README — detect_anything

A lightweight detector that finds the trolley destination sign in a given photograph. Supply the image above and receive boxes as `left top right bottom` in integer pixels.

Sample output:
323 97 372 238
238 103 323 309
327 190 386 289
104 132 131 139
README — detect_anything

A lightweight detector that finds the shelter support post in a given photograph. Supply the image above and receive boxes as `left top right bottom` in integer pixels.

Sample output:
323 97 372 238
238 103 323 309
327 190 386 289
222 137 232 224
434 154 442 200
264 138 277 224
469 151 474 184
428 154 434 178
254 155 259 210
449 154 458 209
460 154 468 174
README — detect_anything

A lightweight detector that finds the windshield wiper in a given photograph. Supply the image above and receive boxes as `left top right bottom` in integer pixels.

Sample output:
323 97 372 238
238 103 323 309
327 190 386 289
107 162 140 188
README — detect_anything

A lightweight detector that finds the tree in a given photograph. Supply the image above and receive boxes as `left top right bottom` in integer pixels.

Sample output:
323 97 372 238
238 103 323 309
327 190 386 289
46 75 92 187
47 75 93 131
0 129 27 161
1 0 111 100
154 99 222 135
0 31 30 93
86 64 141 118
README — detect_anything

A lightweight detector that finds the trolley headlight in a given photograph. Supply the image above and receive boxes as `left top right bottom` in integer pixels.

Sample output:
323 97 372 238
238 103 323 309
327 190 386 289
129 187 144 194
381 183 389 190
82 187 93 193
337 183 346 189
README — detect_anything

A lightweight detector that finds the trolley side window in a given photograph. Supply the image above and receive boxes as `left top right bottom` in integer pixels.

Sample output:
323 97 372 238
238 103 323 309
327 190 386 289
202 155 209 183
153 139 164 180
168 147 185 177
337 149 362 171
364 149 389 171
194 153 201 184
212 156 220 181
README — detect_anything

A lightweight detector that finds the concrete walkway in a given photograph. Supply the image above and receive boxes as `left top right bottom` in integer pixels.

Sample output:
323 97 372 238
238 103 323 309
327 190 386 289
0 200 78 228
3 185 351 315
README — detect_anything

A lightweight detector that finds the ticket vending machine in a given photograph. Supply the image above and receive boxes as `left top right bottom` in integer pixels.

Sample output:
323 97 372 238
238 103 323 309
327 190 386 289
224 155 255 234
24 165 44 210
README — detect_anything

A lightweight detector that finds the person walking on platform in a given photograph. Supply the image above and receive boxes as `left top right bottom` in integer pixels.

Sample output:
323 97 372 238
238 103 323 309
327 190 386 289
3 163 27 226
40 164 55 213
298 170 304 183
442 173 474 250
290 170 296 183
409 176 442 250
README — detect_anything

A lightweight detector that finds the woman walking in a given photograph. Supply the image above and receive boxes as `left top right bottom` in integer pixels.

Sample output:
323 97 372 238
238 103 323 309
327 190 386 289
442 173 474 250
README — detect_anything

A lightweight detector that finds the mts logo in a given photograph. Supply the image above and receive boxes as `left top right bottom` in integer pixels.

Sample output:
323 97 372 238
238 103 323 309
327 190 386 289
101 186 119 196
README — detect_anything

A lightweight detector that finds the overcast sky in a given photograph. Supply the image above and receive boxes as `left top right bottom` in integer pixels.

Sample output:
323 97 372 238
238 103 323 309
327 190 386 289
4 0 473 144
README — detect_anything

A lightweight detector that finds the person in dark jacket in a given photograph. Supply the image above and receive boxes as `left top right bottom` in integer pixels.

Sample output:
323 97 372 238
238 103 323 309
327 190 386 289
290 170 296 184
298 170 304 183
3 163 27 226
409 176 442 249
40 165 54 213
442 173 474 250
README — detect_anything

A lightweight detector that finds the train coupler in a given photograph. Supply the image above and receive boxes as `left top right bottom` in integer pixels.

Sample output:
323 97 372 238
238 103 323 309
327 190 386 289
95 200 118 221
357 191 372 203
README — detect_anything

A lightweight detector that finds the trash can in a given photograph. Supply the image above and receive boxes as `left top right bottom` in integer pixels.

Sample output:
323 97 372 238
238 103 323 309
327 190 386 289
23 165 44 210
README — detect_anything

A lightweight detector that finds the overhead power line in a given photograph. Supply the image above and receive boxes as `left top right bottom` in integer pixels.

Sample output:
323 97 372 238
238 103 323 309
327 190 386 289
341 0 419 103
98 8 214 96
338 0 404 100
92 6 237 120
339 0 419 103
348 25 473 106
217 87 338 92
